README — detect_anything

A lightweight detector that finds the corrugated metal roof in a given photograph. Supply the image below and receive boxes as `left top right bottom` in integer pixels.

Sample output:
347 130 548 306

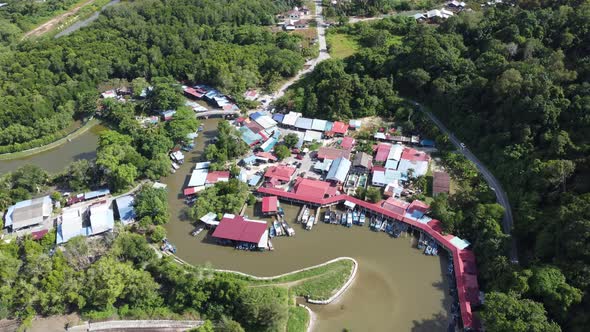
282 111 301 126
303 130 322 142
254 115 277 129
295 117 313 130
89 204 114 235
188 169 208 187
311 119 327 131
85 189 110 200
115 195 135 225
326 157 351 183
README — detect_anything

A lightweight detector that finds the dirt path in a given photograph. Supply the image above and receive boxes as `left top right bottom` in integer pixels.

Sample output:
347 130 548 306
23 0 96 38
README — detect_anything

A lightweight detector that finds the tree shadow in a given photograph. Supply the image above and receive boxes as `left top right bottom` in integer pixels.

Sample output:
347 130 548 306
411 312 453 332
72 151 97 161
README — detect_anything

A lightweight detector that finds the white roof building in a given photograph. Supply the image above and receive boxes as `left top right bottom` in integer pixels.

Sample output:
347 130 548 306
326 157 351 183
89 204 115 235
195 161 211 170
57 209 85 244
303 130 323 142
388 144 404 161
282 111 301 126
188 169 208 187
397 159 429 177
4 196 52 231
254 115 277 129
311 119 328 132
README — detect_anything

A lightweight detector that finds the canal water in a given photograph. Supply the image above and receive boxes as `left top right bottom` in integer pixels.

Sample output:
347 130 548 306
164 119 451 331
55 0 121 38
0 124 106 174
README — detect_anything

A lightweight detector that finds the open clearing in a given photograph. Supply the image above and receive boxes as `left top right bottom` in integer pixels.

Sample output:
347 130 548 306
326 33 360 59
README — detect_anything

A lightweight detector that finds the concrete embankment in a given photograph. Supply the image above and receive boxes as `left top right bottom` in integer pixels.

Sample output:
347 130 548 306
67 319 203 331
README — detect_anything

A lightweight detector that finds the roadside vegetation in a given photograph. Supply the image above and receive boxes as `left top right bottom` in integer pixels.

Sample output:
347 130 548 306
287 306 310 332
326 32 360 59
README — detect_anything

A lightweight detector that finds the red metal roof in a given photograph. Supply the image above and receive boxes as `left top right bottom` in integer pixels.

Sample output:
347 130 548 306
255 151 277 161
340 136 355 149
264 165 296 183
382 197 410 215
184 187 198 196
262 196 278 213
317 147 351 161
245 120 265 134
184 87 204 98
375 143 391 162
407 200 430 214
256 179 480 330
331 121 348 134
212 215 267 244
401 147 430 162
206 171 230 184
293 178 335 201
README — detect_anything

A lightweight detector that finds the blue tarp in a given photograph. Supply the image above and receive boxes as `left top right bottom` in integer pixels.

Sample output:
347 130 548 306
272 113 285 123
115 195 135 225
250 112 263 120
85 188 110 200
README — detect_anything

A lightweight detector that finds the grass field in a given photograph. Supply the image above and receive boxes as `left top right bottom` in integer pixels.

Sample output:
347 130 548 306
326 33 360 59
287 306 310 332
291 260 354 300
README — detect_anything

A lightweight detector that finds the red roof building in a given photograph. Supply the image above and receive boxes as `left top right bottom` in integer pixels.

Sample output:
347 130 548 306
212 214 268 245
374 143 392 162
340 136 355 149
184 87 204 99
317 147 351 161
331 121 348 135
264 165 296 183
31 229 48 240
401 147 430 162
206 171 230 184
382 197 410 215
407 200 430 214
245 120 265 134
255 151 278 162
293 178 337 201
261 196 278 214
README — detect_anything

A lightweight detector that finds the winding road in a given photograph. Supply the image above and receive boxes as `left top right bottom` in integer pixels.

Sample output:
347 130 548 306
416 104 518 263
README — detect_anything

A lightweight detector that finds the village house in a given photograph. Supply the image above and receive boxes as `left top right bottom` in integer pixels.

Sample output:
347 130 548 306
351 152 373 174
325 157 351 184
264 165 297 187
211 214 269 249
3 196 52 232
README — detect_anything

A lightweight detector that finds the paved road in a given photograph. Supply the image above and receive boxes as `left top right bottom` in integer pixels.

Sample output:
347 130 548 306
273 0 330 101
416 104 518 263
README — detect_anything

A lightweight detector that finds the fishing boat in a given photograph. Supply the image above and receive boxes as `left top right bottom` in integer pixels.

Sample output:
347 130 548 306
160 239 176 254
380 220 387 232
359 212 366 226
374 217 382 231
340 213 347 225
277 207 285 216
273 220 283 236
306 216 315 230
171 162 180 170
346 212 353 228
301 207 310 224
324 212 330 223
330 211 337 224
352 210 359 224
191 227 204 236
269 227 276 238
425 245 433 255
283 221 295 236
297 205 308 223
370 217 376 229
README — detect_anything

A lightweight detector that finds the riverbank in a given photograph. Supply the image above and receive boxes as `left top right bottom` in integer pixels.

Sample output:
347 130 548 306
0 118 100 161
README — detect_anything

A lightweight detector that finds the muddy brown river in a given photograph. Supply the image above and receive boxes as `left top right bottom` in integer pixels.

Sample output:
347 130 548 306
0 124 106 174
163 119 451 331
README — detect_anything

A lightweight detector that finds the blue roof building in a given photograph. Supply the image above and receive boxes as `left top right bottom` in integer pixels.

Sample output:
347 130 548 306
115 195 135 225
240 127 263 146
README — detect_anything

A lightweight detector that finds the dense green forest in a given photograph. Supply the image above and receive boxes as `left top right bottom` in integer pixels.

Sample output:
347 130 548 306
0 0 308 153
321 0 443 18
277 1 590 330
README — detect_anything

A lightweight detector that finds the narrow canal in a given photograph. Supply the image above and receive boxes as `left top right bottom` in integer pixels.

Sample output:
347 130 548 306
0 124 106 174
164 119 451 331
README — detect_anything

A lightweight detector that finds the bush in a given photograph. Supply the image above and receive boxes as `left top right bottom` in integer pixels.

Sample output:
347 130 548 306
150 225 167 243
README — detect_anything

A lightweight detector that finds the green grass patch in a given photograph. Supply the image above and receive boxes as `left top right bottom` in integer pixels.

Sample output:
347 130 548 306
218 259 353 286
326 33 360 59
287 306 310 332
291 261 353 300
